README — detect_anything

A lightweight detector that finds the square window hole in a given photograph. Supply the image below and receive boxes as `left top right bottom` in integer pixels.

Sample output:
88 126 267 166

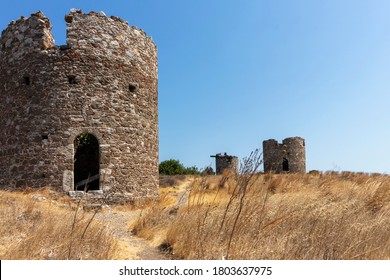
129 84 137 93
68 75 77 84
23 76 30 85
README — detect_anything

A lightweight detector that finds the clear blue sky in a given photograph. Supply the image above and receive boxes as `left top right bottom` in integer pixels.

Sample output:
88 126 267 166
1 0 390 173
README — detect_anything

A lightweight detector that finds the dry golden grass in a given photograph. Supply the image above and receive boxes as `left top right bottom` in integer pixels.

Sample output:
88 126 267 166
131 177 192 248
4 171 390 260
0 187 118 259
132 172 390 260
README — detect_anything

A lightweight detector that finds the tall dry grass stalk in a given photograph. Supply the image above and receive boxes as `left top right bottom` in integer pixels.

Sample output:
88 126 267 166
133 159 390 259
130 177 192 248
0 188 118 259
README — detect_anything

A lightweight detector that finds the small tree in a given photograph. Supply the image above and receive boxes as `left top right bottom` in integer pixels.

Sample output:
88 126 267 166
159 159 200 175
159 159 186 175
201 166 215 176
184 166 200 175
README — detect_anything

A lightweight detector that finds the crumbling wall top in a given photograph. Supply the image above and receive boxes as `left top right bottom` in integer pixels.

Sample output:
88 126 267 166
263 139 279 147
64 8 156 60
210 152 238 160
282 136 305 144
0 11 54 57
1 9 157 69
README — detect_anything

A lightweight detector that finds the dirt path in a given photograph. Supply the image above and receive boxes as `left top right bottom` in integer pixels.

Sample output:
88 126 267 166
94 208 169 260
94 178 193 260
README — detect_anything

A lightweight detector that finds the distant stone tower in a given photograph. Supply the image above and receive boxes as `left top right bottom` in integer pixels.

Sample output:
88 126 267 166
210 153 238 175
262 137 306 173
0 10 159 202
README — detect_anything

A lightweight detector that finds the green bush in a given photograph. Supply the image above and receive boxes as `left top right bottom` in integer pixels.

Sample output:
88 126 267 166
201 166 215 176
184 166 200 175
159 159 200 175
159 159 185 175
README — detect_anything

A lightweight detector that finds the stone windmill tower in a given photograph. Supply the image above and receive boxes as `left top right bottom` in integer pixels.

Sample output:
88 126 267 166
263 137 306 173
0 9 159 202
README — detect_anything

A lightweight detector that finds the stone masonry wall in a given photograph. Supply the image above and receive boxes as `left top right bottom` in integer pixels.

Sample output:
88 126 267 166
263 137 306 173
263 139 283 173
212 153 239 175
0 9 159 202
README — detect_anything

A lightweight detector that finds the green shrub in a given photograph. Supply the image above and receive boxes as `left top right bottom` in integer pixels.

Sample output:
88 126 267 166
159 159 185 175
159 159 200 175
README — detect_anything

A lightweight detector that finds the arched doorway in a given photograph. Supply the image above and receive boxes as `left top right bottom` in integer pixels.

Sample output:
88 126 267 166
74 133 100 191
282 157 289 172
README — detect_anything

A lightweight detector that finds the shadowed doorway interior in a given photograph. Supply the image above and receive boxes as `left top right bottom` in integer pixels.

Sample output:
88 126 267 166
74 133 100 191
282 157 289 172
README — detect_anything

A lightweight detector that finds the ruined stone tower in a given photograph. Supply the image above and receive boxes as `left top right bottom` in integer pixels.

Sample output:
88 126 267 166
262 137 306 173
0 10 159 202
210 153 239 175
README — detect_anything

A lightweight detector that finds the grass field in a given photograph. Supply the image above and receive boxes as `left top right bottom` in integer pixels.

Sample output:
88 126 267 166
2 171 390 260
0 187 118 259
133 171 390 260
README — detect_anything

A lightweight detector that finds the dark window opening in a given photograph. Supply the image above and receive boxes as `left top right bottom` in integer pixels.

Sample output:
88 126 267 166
74 133 100 191
282 158 289 172
129 83 137 93
60 44 72 50
41 135 48 141
23 76 30 85
68 75 77 84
